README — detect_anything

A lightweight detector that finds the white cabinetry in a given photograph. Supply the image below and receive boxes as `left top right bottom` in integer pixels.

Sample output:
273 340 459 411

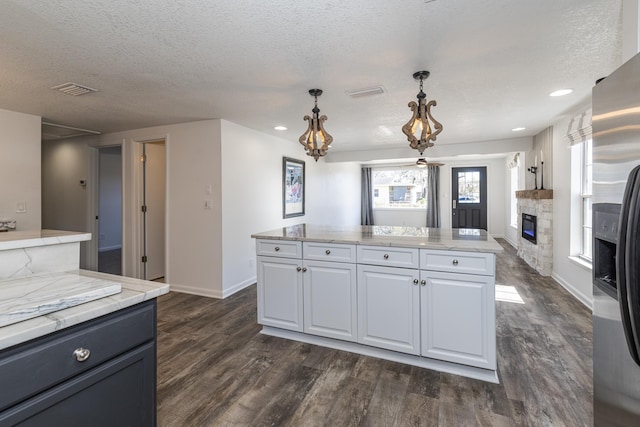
357 264 420 355
257 256 303 332
303 260 357 341
420 250 496 369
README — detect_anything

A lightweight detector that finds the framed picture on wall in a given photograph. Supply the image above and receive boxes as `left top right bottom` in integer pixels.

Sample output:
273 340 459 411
283 157 305 218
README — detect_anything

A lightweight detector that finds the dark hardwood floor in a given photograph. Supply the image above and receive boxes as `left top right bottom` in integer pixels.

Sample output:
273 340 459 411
156 239 592 426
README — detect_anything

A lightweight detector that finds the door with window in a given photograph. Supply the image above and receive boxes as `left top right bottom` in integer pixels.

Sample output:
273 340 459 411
452 167 487 230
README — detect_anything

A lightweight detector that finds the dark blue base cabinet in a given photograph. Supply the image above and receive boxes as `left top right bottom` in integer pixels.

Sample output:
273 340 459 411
0 300 157 427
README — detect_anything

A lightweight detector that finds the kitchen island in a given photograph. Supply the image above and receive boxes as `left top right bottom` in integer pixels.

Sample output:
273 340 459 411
0 230 169 425
252 224 503 383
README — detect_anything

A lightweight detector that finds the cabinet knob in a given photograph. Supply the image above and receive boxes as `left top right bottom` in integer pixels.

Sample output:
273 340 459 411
421 280 426 286
274 247 280 252
302 267 307 272
73 347 91 362
325 249 331 255
452 259 459 266
296 266 302 272
413 279 419 285
384 254 389 260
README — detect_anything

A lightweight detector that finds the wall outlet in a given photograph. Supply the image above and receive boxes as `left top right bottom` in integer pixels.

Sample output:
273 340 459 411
16 202 26 213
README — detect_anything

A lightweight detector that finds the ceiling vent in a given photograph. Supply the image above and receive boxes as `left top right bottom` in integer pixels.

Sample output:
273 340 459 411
345 86 385 98
51 82 98 96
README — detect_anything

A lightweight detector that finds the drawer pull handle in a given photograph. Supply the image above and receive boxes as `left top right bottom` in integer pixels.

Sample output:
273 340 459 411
325 249 331 255
452 259 459 266
413 279 419 285
296 266 302 272
302 267 307 272
274 247 280 252
383 254 389 260
421 280 426 286
73 348 91 362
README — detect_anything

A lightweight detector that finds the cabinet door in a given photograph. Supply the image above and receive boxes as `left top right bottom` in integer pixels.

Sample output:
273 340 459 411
357 265 420 355
421 270 496 369
257 256 303 332
303 260 357 342
0 343 156 426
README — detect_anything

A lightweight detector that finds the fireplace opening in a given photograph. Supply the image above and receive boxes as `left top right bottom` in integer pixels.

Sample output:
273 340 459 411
522 213 537 244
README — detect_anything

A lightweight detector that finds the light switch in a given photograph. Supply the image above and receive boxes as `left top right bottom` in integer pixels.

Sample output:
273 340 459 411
204 199 213 210
16 202 27 213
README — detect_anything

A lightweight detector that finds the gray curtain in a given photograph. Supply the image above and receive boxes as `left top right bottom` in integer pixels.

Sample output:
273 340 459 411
361 167 374 225
426 165 440 227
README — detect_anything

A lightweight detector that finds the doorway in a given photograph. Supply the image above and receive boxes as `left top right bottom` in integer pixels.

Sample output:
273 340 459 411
451 167 487 230
140 141 166 281
97 146 123 275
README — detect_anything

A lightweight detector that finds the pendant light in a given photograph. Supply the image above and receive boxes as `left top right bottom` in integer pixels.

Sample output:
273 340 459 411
402 71 443 155
299 89 333 161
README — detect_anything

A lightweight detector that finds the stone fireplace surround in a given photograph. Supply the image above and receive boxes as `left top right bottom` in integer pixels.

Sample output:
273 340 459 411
516 190 553 276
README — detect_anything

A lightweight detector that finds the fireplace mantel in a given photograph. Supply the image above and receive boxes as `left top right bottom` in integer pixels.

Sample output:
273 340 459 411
515 189 553 200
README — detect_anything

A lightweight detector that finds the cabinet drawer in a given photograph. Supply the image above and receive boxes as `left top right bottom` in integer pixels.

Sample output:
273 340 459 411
420 250 495 276
303 242 356 263
357 246 419 269
0 300 156 412
256 239 302 259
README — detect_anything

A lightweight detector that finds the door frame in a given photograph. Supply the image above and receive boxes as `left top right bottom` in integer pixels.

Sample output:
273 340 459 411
87 144 124 272
132 137 168 281
451 166 488 230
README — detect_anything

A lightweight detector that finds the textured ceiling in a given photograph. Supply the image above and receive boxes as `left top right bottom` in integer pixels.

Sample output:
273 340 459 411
0 0 622 155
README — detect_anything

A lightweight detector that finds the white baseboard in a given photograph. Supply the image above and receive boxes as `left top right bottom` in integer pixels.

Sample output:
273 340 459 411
222 276 256 299
503 236 517 249
168 276 256 299
98 245 122 252
551 272 593 309
168 283 221 299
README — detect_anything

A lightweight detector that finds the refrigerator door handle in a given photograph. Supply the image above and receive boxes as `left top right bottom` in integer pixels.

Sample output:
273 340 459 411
618 165 640 366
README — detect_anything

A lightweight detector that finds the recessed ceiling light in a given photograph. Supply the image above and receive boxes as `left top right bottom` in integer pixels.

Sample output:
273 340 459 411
549 89 573 97
274 126 287 131
512 127 526 132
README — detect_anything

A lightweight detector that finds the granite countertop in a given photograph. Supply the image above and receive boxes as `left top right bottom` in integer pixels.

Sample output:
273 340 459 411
252 224 504 253
0 229 91 251
0 270 169 351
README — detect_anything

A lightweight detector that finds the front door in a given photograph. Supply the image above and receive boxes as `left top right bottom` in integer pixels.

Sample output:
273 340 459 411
452 167 487 230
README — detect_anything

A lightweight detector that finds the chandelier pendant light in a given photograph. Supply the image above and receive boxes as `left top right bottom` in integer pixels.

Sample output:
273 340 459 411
299 89 333 161
402 71 443 155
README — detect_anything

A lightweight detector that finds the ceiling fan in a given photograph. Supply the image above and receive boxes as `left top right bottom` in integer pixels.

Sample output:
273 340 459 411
400 158 445 168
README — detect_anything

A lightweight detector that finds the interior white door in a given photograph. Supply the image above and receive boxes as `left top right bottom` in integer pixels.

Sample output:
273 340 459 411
144 142 166 281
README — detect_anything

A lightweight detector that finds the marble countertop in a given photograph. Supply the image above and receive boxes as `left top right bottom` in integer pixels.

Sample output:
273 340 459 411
0 270 169 350
0 229 91 251
252 224 504 253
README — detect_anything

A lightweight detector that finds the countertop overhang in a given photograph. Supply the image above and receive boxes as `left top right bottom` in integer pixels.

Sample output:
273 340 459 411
252 224 503 253
0 229 91 251
0 270 169 351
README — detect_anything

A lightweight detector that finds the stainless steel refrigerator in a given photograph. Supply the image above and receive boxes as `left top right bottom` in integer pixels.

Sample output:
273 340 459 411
593 51 640 426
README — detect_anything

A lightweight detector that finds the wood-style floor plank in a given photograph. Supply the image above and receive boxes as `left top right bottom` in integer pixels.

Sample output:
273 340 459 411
157 239 592 426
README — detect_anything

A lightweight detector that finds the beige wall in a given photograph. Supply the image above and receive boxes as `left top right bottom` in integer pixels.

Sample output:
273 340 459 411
0 108 41 230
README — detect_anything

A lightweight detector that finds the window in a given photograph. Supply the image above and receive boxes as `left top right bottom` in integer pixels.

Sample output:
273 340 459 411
457 171 480 203
581 139 593 261
372 169 428 209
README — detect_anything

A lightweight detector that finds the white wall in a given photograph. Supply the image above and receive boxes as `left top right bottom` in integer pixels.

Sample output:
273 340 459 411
374 209 427 227
503 153 526 248
0 108 41 230
220 120 360 298
551 102 593 308
98 147 122 251
42 118 361 299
